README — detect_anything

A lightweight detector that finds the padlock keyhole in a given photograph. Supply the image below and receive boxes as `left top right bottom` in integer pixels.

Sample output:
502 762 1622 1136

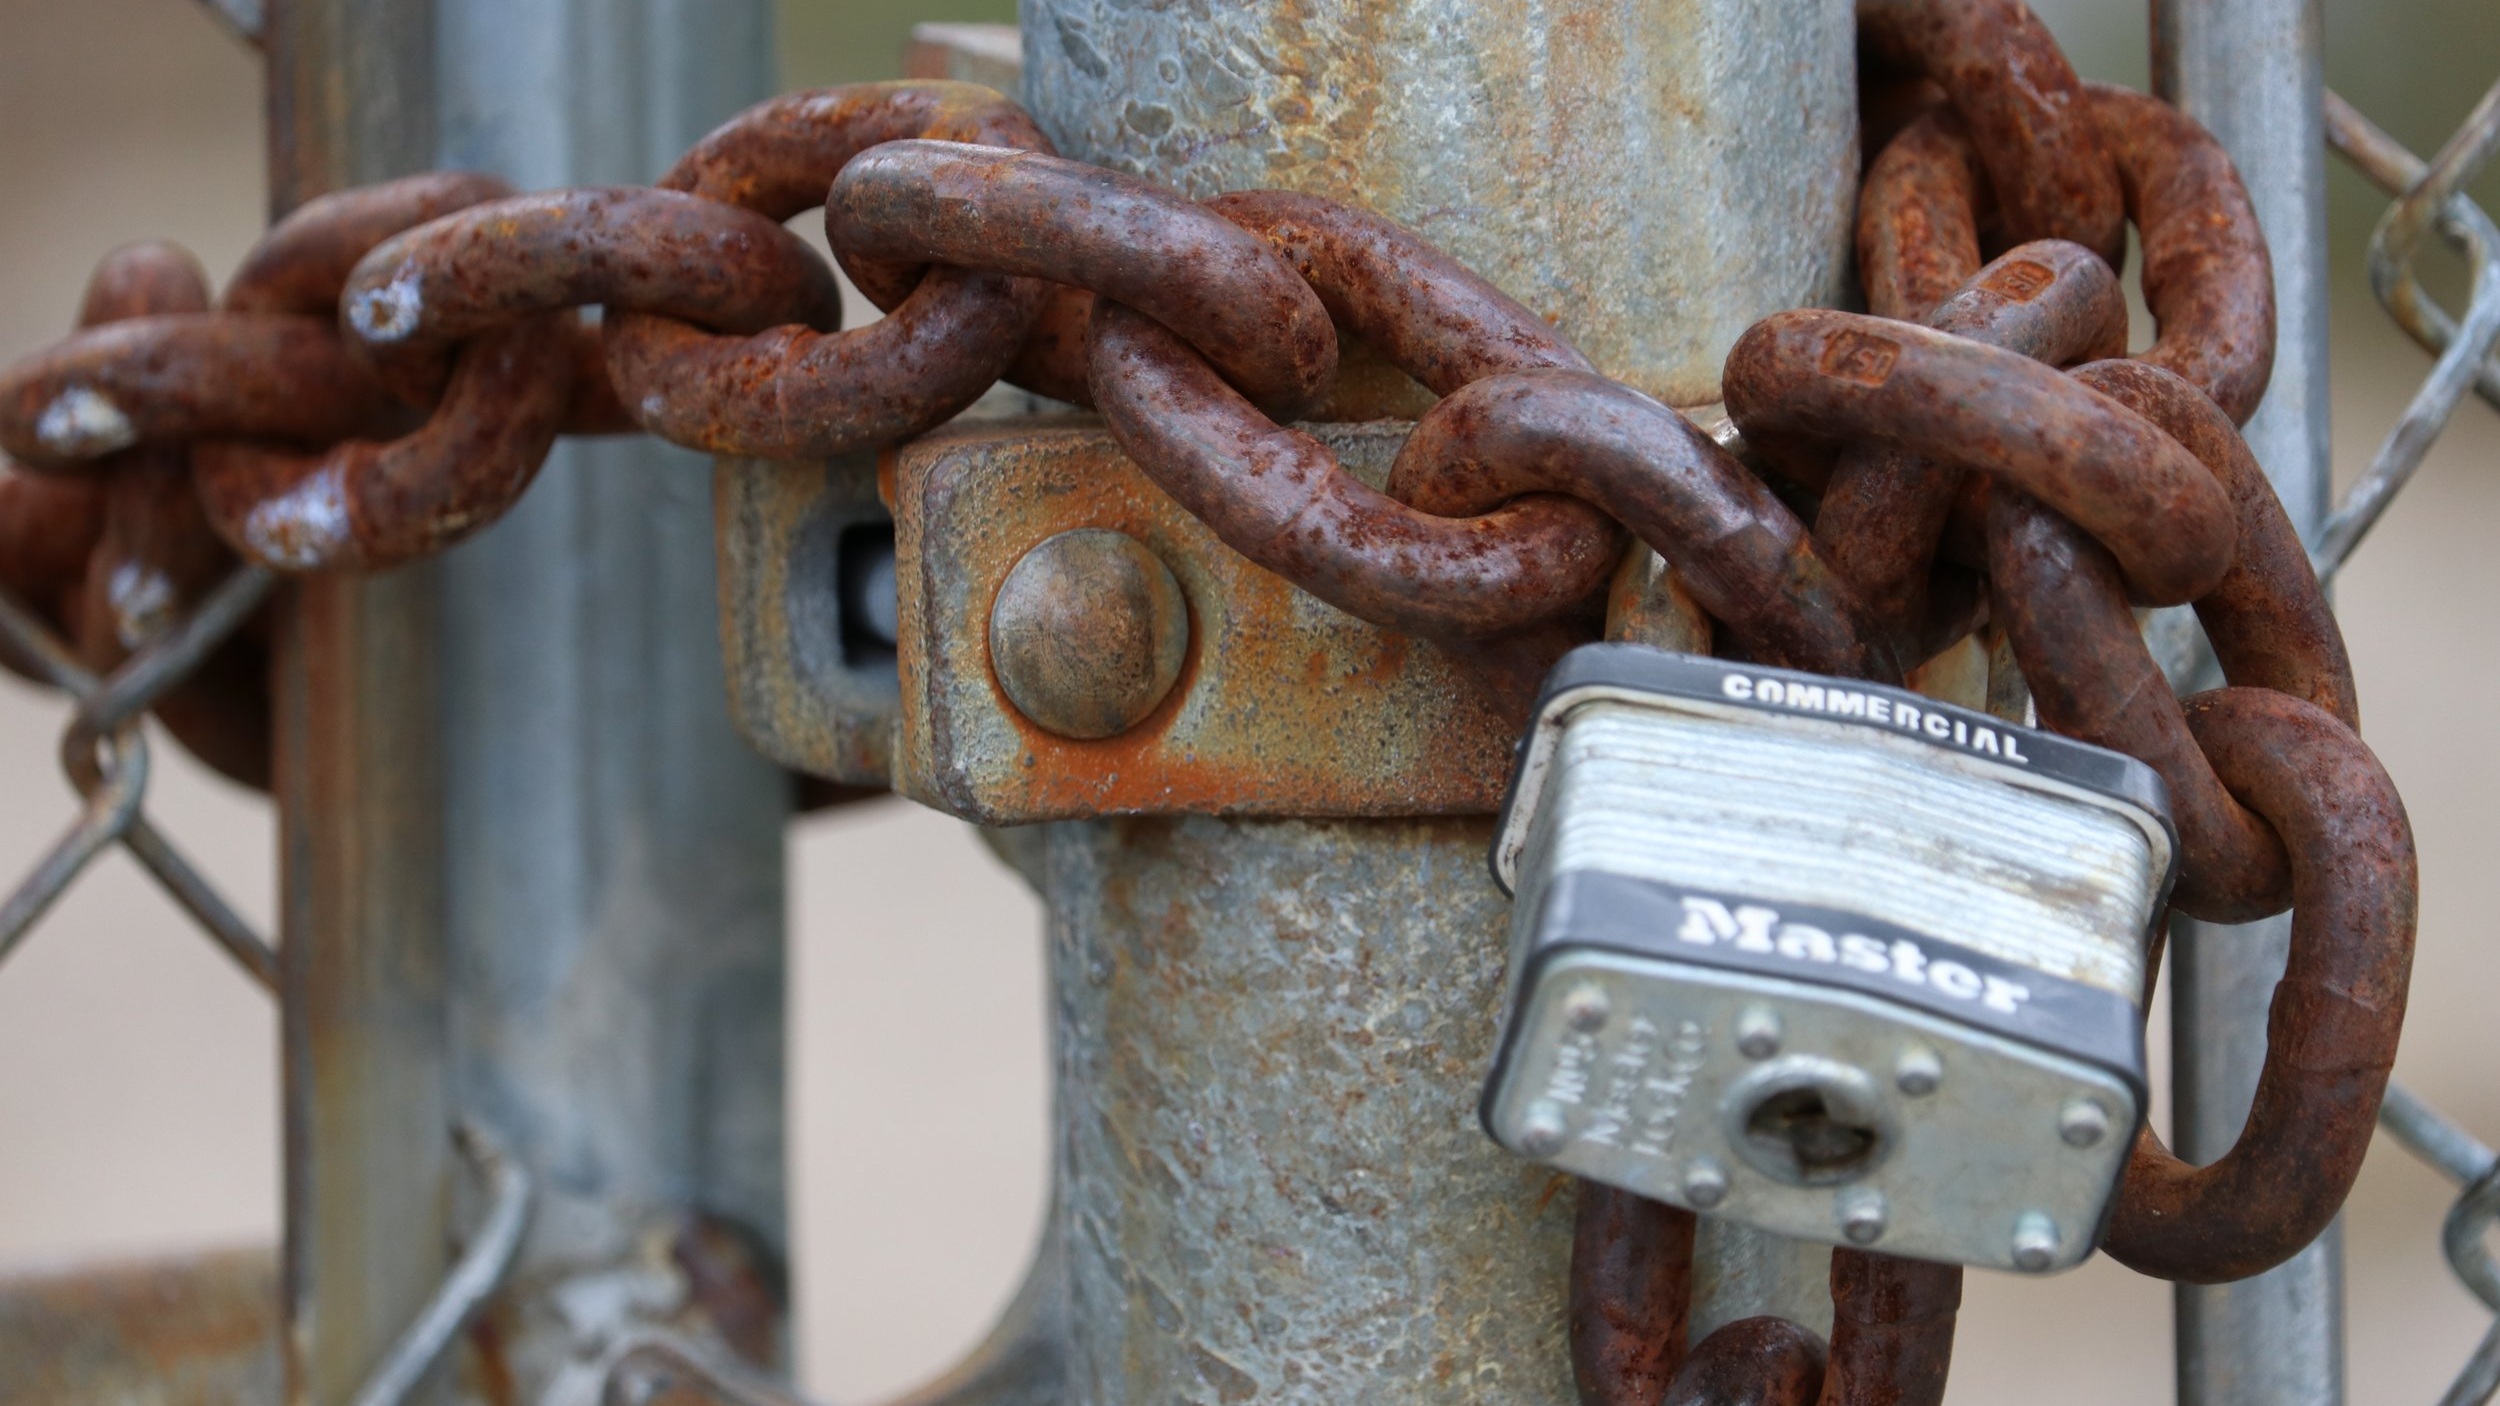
1742 1085 1881 1185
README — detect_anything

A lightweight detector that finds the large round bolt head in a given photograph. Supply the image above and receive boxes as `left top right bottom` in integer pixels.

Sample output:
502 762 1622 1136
989 529 1189 740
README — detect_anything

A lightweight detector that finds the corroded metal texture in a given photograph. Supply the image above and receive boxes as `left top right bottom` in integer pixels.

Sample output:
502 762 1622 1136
1985 476 2285 922
1209 188 1596 421
0 314 404 468
832 142 1338 418
988 529 1190 740
188 170 583 574
341 187 841 367
1087 304 1617 640
1046 815 1573 1402
615 84 1053 460
44 241 275 790
1856 112 1984 325
193 316 573 571
0 1248 280 1404
1020 0 1855 406
1388 369 1879 680
890 420 1545 822
1664 1316 1827 1406
1724 309 2237 609
1570 1185 1695 1406
333 185 843 448
1811 240 2124 666
1986 355 2360 925
2089 83 2277 427
2103 689 2415 1285
1858 0 2125 263
1819 1251 1960 1406
2089 359 2355 728
713 453 898 786
225 172 517 315
1075 188 1631 637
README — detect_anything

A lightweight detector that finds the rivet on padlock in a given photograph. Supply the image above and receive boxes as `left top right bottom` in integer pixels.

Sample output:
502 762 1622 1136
1479 644 2175 1273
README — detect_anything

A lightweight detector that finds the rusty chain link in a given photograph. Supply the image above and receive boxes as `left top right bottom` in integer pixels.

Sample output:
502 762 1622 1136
0 0 2431 1399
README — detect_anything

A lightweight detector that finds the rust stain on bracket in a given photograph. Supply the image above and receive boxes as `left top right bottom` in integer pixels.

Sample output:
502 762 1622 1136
715 451 899 786
874 417 1528 823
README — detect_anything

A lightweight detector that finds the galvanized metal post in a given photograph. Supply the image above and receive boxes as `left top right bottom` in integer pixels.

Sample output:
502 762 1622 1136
1017 4 1858 1396
431 0 786 1394
271 0 785 1399
1021 0 1856 408
264 5 454 1402
2153 5 2343 1405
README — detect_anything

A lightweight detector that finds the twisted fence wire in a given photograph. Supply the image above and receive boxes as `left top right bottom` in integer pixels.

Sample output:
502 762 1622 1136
0 45 2494 1406
2324 75 2500 1406
0 565 276 986
0 569 531 1405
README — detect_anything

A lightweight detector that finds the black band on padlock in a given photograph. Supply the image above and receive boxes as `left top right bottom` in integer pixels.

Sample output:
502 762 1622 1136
1480 643 2178 1273
1516 871 2147 1088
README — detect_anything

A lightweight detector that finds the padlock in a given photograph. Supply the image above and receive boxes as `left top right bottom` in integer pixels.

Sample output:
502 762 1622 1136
1480 645 2174 1272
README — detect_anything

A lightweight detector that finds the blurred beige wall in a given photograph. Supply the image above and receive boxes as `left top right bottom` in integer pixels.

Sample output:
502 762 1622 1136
0 1 2493 1402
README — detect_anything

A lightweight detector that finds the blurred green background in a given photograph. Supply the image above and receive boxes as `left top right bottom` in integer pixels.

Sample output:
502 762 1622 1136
779 0 1013 86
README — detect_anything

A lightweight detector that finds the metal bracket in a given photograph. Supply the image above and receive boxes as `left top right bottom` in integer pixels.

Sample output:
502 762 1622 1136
715 419 1547 822
715 453 901 786
887 417 1536 824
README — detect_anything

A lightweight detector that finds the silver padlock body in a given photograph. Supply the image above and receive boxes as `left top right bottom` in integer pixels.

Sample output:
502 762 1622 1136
1482 646 2173 1273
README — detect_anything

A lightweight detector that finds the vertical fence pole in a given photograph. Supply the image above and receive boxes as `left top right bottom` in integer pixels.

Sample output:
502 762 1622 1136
264 5 452 1402
1018 3 1858 1394
2152 5 2343 1405
268 0 784 1398
430 0 786 1390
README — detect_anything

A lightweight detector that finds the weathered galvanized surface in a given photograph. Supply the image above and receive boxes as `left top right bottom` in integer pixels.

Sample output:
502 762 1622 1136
268 1 789 1402
2154 3 2345 1402
715 453 896 785
1047 815 1573 1403
0 1248 280 1405
1020 0 1856 407
891 420 1539 822
262 7 459 1403
428 0 790 1397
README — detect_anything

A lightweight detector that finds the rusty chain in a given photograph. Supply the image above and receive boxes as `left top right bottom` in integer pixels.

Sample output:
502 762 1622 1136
0 0 2435 1400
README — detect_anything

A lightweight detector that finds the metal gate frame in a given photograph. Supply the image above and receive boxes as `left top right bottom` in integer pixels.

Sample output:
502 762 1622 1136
2 1 2498 1403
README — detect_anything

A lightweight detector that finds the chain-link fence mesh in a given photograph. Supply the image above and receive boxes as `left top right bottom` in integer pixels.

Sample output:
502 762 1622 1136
2323 76 2500 1406
0 16 2495 1406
